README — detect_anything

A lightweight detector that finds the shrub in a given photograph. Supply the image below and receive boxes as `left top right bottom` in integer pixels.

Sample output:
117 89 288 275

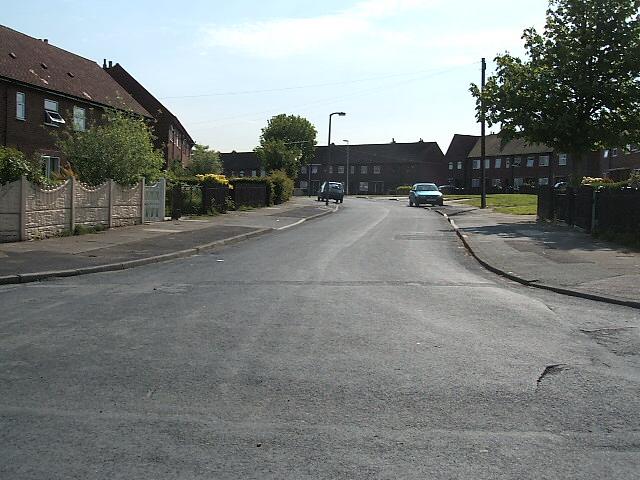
196 173 229 186
269 170 294 204
396 185 412 195
0 147 41 184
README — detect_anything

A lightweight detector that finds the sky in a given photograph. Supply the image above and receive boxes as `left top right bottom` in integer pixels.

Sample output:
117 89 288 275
4 0 549 153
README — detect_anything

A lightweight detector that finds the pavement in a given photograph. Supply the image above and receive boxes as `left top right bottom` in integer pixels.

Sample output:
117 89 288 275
0 196 337 285
433 200 640 309
1 194 639 310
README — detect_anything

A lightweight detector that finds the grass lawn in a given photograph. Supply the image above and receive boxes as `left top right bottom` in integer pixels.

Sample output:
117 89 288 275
444 194 538 215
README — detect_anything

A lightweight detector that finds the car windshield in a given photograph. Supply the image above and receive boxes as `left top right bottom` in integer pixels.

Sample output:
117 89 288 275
330 184 342 189
415 184 438 191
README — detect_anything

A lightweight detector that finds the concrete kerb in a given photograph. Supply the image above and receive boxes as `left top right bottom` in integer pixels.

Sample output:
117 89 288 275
435 210 640 310
276 204 338 231
0 204 340 286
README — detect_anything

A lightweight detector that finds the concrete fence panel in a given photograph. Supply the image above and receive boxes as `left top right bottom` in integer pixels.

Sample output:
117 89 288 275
112 181 143 228
75 180 110 227
24 180 72 240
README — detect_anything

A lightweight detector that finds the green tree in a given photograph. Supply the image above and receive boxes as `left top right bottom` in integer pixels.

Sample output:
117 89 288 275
255 114 317 178
0 146 42 184
56 109 163 185
471 0 640 178
188 144 222 175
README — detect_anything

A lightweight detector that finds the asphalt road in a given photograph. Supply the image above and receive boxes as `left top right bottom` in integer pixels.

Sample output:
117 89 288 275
1 197 639 479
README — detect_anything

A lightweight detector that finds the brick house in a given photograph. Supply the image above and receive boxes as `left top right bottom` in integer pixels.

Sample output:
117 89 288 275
599 145 640 181
0 25 149 177
465 134 580 192
443 134 480 189
302 141 445 195
104 62 194 170
220 151 264 178
220 141 445 194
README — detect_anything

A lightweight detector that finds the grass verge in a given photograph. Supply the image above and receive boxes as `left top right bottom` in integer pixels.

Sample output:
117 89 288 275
444 194 538 215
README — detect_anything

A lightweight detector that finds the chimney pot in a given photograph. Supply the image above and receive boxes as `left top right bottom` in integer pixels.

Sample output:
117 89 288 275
103 59 107 68
43 39 48 44
108 61 113 68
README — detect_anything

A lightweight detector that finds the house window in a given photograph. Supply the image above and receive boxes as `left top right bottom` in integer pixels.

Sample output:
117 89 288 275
373 165 381 174
457 161 462 170
176 134 181 148
512 157 522 167
485 159 490 169
514 177 524 187
239 170 244 177
538 177 549 186
41 155 60 178
526 156 535 167
361 165 368 174
73 106 86 131
350 165 355 174
495 158 502 169
337 165 344 174
328 165 333 174
16 92 26 120
260 169 266 177
251 170 257 177
44 99 65 126
539 155 549 167
505 158 511 169
611 148 618 157
471 178 480 188
492 178 501 187
301 165 307 174
311 165 318 174
299 180 308 189
558 153 567 166
169 126 174 143
359 181 369 192
448 162 453 170
472 159 481 169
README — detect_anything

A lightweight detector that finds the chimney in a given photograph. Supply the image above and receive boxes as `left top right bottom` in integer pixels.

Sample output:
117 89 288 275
103 59 107 68
108 61 113 68
43 39 48 44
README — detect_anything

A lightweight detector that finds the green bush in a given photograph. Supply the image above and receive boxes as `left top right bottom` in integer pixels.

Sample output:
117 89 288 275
396 185 412 195
0 147 41 185
269 170 294 204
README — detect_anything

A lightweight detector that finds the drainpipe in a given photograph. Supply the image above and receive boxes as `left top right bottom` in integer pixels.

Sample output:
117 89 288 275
3 85 8 146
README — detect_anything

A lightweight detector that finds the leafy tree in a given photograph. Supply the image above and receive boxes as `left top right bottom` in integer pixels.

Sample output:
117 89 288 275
188 144 222 175
255 114 317 178
254 139 301 178
56 109 163 185
0 146 42 184
471 0 640 178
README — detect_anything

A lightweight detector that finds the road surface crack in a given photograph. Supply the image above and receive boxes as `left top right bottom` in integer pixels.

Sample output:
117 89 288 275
536 364 567 389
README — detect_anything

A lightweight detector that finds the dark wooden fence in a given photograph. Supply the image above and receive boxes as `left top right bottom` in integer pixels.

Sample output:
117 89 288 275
538 185 640 235
231 183 267 207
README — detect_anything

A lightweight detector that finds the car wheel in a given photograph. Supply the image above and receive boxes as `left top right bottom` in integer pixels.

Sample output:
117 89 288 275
409 199 413 207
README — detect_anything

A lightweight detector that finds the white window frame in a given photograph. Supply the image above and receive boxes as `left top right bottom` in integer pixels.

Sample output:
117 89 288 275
471 178 480 188
328 165 333 174
492 178 501 187
299 180 308 189
526 156 535 167
16 92 26 120
484 159 490 169
44 99 65 126
558 153 567 166
361 165 368 174
251 170 257 177
472 159 481 170
350 165 355 174
311 165 318 174
41 155 60 178
505 158 511 169
512 157 522 167
301 165 307 174
73 106 86 131
539 155 549 167
337 165 345 174
457 161 462 170
538 177 549 186
495 158 502 169
359 181 369 192
448 162 453 171
373 165 381 174
514 177 524 187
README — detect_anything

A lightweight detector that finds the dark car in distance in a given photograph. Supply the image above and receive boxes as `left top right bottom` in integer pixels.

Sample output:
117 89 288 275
317 182 344 203
409 183 443 207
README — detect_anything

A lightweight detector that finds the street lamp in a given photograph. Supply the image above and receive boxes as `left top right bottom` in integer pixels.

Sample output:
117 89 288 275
326 112 346 205
343 139 349 196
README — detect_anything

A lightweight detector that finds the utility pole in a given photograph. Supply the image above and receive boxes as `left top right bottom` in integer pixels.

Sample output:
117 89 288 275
480 57 487 209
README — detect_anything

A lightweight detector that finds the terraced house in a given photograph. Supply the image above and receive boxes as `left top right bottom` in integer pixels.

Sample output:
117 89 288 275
0 25 150 177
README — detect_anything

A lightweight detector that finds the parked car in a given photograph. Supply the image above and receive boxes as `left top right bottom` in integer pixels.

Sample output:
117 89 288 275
317 182 344 203
438 184 458 194
409 183 443 207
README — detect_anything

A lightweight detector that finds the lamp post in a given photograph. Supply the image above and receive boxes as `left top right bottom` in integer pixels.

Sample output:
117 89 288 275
343 139 349 195
326 112 346 205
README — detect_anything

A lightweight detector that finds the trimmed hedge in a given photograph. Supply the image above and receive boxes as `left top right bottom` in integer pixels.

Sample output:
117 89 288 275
396 185 412 195
229 176 274 206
